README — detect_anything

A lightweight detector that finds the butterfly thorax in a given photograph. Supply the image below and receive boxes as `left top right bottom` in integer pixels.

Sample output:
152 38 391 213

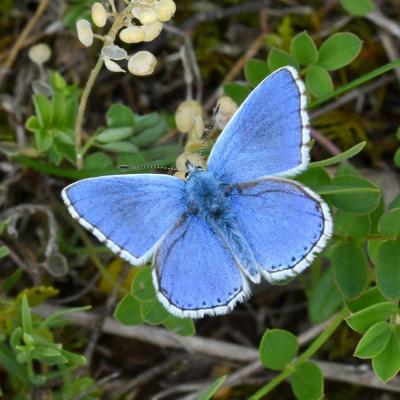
185 170 230 220
185 170 260 282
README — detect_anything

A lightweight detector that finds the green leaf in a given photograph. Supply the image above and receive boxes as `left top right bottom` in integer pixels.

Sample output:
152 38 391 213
340 0 375 16
290 31 318 65
25 115 40 132
244 59 270 87
142 299 170 325
198 375 226 400
346 302 397 333
52 92 66 128
131 266 156 301
394 148 400 167
33 95 53 127
54 129 74 146
100 141 138 153
267 47 299 71
308 268 342 324
317 33 363 71
34 128 53 152
376 241 400 300
368 239 384 265
310 59 400 110
389 194 400 210
296 167 331 188
306 65 333 98
0 245 10 259
372 329 400 383
131 118 167 147
97 127 134 143
379 208 400 236
106 104 135 128
290 361 324 400
3 267 22 294
354 321 391 359
334 210 370 239
21 296 33 335
224 83 251 105
324 174 381 214
331 242 368 299
370 197 385 233
135 112 160 132
311 142 366 168
346 287 387 313
114 294 143 326
259 329 298 370
163 316 195 336
141 144 181 161
83 152 113 170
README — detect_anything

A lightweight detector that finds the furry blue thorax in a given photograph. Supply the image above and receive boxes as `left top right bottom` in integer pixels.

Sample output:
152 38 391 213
185 169 229 219
185 169 260 282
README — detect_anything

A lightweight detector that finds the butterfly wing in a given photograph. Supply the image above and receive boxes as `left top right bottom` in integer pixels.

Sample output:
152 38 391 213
153 214 248 318
208 67 309 183
62 174 187 265
229 177 332 281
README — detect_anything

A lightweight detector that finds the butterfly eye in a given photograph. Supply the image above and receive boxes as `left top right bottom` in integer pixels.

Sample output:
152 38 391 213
185 171 189 179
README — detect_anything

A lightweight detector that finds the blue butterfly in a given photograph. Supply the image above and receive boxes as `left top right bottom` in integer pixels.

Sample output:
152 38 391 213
62 67 332 319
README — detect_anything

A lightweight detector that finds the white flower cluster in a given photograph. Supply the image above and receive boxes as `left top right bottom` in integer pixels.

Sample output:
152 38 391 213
76 0 176 76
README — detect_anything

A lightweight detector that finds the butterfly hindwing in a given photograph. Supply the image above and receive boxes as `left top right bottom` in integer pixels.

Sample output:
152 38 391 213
229 177 332 281
153 213 248 318
62 174 187 265
208 67 309 183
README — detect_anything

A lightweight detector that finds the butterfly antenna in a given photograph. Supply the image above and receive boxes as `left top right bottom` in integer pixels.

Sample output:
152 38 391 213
119 164 182 173
198 105 220 158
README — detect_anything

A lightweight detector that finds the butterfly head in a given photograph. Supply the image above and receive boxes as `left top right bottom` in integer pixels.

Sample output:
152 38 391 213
184 160 204 179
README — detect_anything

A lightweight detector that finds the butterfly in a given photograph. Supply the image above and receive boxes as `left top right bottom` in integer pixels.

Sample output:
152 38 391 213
62 66 332 319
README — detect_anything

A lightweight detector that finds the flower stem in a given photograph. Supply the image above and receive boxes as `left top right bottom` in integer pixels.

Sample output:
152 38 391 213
249 307 348 400
74 4 134 169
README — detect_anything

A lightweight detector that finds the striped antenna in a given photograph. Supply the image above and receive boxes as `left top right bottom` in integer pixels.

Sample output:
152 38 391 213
198 104 220 157
119 164 183 172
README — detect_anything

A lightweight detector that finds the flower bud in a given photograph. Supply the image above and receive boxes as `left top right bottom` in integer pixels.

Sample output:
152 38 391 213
216 96 238 129
184 139 203 153
155 0 176 22
188 115 204 140
91 2 108 27
28 43 51 64
76 19 93 47
174 170 186 180
119 26 145 43
175 100 203 133
142 21 163 42
102 45 127 60
138 9 157 24
128 51 157 76
104 58 125 73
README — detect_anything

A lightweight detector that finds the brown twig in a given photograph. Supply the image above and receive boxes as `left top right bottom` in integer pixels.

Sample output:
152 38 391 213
181 2 312 31
367 10 400 39
34 303 259 362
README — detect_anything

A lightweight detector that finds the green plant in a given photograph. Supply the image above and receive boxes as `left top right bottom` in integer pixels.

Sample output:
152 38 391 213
25 71 81 166
81 104 181 170
114 266 195 336
0 290 97 399
229 31 363 102
340 0 375 16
